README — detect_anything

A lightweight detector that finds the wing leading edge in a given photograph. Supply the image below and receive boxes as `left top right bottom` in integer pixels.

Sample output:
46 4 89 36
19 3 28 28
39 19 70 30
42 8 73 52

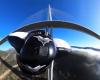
0 21 100 45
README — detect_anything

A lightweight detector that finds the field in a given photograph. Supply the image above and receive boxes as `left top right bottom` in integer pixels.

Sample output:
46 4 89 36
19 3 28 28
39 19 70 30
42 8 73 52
0 49 47 80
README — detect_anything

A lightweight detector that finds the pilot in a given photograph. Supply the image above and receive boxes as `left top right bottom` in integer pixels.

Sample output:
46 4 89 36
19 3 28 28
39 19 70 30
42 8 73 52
8 30 58 75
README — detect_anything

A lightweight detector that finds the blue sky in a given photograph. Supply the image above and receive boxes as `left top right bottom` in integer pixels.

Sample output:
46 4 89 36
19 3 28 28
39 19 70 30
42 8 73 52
0 0 100 50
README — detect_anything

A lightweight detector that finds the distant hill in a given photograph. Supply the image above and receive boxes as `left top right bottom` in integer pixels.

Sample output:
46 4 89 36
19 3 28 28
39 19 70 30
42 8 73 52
0 49 47 80
71 46 100 51
0 49 19 80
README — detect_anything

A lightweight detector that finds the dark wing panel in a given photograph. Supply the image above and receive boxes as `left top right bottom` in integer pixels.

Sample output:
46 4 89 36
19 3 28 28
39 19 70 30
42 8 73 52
53 50 100 80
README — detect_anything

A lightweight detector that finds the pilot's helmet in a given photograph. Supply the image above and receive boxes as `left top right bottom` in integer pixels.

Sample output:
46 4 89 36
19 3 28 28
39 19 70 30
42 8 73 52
8 30 56 75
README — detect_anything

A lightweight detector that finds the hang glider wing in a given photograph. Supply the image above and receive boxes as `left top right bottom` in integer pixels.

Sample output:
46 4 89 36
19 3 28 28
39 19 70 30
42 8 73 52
0 21 100 45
